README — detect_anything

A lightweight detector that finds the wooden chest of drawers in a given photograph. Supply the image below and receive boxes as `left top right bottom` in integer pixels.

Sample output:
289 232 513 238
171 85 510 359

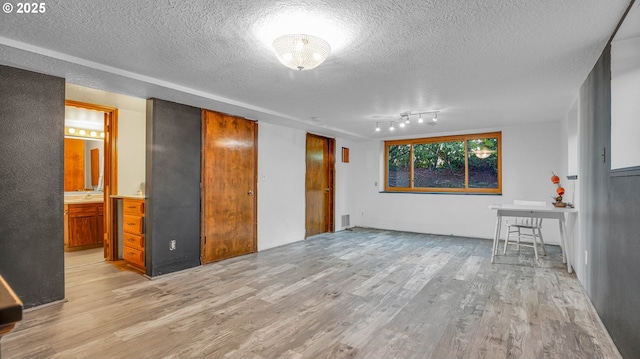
122 198 145 270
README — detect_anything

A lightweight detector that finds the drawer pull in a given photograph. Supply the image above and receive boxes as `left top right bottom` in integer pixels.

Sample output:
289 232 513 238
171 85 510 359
126 222 136 226
127 252 135 256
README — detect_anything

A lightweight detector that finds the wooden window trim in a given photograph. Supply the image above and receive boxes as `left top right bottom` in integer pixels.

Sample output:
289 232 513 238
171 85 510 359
384 131 502 194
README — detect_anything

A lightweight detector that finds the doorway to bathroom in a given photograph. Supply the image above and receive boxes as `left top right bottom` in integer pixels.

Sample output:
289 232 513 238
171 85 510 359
63 100 119 261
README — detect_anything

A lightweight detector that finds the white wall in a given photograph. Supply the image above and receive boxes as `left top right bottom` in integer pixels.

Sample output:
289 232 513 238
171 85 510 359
561 97 583 280
350 122 564 244
565 99 579 178
256 122 359 251
334 138 360 231
117 108 146 195
65 84 146 195
257 122 307 251
611 36 640 170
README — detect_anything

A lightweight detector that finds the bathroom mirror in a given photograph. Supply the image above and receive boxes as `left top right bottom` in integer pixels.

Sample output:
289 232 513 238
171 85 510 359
64 138 104 192
64 105 105 192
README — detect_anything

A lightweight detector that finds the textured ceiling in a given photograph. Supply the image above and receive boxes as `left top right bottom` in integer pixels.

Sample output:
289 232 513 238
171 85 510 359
0 0 631 140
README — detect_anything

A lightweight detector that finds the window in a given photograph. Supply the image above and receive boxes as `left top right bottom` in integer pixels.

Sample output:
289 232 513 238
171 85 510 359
385 132 501 193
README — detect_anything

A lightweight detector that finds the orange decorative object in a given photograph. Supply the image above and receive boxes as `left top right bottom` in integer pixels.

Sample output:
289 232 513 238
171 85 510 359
557 186 565 196
551 172 560 184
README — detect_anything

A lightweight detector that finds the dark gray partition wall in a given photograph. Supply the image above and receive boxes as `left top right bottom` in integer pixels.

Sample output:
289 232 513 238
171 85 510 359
607 175 640 358
146 99 202 277
579 48 612 307
0 65 65 308
579 46 640 358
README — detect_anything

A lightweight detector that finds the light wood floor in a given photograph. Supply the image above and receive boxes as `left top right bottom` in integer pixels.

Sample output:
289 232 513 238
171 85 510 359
64 247 104 269
3 228 620 359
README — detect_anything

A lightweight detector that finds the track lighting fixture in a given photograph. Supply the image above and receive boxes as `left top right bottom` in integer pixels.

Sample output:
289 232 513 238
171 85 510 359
375 111 440 133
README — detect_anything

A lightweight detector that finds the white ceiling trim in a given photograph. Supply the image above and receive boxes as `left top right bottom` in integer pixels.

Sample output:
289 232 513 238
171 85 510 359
0 35 367 139
0 36 294 118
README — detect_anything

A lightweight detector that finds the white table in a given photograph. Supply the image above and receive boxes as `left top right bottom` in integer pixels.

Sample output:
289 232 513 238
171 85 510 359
489 204 578 273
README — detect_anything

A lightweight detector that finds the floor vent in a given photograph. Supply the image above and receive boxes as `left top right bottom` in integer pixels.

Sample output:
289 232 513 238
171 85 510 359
341 214 350 228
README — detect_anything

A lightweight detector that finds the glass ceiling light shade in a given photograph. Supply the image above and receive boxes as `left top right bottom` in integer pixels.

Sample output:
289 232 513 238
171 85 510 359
273 34 331 71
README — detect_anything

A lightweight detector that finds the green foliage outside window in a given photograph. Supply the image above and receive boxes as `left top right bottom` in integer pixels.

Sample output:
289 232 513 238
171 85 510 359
467 138 499 188
388 144 411 187
385 132 501 193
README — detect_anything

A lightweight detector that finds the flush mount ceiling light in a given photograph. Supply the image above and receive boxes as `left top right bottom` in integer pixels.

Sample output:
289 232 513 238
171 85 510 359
273 34 331 71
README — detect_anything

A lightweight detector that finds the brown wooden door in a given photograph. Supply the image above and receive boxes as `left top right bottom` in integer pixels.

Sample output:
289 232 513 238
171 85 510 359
64 138 85 191
201 110 258 264
305 133 335 237
96 205 104 244
102 109 117 260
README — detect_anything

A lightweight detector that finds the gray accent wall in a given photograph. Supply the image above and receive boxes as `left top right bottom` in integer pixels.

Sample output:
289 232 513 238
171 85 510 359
579 46 640 358
0 65 65 308
146 98 202 277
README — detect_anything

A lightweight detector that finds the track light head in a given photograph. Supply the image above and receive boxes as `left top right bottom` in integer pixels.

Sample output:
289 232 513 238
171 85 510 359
375 111 440 132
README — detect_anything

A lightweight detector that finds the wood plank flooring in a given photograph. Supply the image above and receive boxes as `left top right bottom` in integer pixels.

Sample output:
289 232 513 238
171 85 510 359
64 247 104 269
2 228 620 359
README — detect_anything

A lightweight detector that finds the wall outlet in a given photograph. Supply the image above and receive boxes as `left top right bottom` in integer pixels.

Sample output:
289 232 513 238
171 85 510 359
585 250 588 266
170 240 176 251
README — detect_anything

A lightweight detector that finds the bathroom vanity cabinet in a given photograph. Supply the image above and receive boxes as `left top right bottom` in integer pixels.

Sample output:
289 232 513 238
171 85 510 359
64 201 104 250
